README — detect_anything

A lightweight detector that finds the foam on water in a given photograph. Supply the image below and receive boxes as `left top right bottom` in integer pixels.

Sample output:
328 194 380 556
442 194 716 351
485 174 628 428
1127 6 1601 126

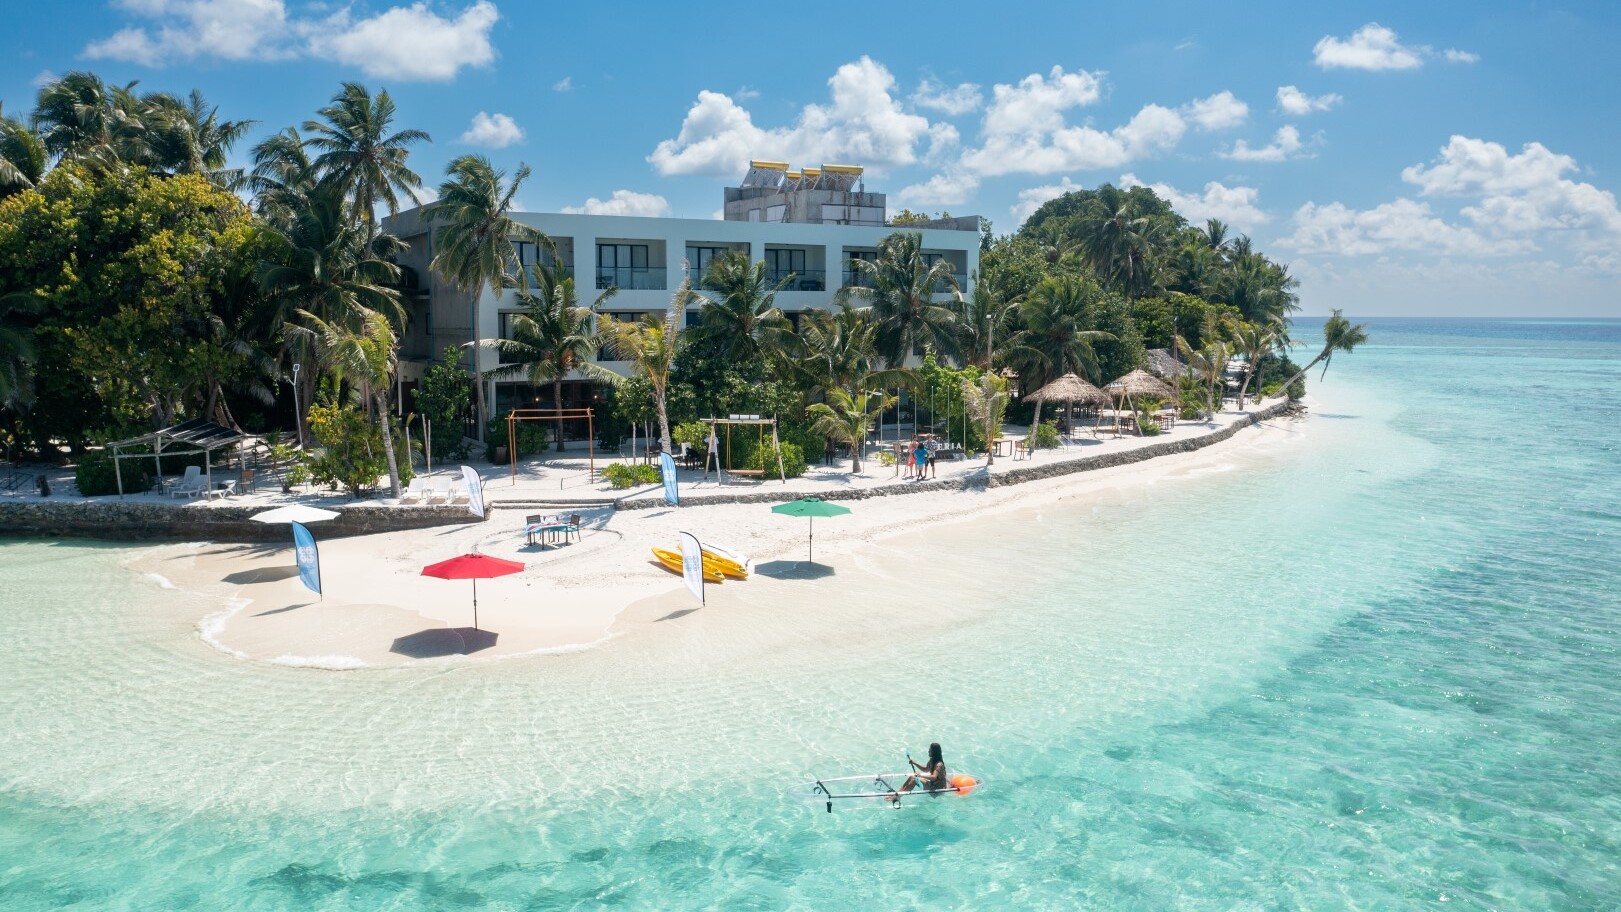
271 654 368 670
1 318 1618 910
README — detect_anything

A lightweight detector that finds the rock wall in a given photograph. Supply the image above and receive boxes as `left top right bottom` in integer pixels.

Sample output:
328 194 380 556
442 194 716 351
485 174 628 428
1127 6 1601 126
0 500 483 543
617 400 1298 511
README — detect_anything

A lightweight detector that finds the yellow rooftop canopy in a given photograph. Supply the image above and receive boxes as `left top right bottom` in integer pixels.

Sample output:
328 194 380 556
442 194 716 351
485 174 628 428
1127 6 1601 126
749 160 789 170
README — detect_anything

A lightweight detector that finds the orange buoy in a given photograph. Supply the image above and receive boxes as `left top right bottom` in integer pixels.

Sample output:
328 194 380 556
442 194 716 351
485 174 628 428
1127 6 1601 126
949 774 977 795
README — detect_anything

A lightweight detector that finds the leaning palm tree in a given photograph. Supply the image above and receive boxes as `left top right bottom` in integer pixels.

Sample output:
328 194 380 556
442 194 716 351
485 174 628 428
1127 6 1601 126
597 283 693 453
303 82 430 239
695 251 791 368
1008 276 1116 433
807 388 893 474
839 232 963 366
0 103 46 199
430 154 539 432
294 308 403 497
479 261 620 451
1272 310 1370 399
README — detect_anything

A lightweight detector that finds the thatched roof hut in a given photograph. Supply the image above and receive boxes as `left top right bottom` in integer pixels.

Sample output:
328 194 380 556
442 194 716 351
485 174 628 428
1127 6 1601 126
1026 372 1110 406
1144 348 1186 380
1105 369 1175 401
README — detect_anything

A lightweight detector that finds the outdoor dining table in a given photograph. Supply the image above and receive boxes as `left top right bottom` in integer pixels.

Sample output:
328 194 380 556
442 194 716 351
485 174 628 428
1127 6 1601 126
525 517 577 546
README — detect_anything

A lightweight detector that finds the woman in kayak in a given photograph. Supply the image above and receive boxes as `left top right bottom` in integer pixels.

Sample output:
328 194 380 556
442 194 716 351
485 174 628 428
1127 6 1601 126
896 743 947 798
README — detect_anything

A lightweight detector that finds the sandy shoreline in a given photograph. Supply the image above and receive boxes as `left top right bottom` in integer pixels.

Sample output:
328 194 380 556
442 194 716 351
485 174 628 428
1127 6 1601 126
130 409 1308 668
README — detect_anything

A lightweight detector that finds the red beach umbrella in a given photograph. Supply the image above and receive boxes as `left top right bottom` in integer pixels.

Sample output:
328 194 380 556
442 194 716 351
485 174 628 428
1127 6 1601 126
420 553 524 631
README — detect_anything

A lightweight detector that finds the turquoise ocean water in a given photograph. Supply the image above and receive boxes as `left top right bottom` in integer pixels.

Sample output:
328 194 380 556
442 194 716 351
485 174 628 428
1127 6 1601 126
1 318 1618 910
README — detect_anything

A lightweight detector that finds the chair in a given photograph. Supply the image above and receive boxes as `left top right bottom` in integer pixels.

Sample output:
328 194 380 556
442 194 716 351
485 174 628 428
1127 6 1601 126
559 513 582 544
400 477 428 504
170 466 205 499
447 480 469 505
238 468 256 493
425 477 452 504
525 513 547 546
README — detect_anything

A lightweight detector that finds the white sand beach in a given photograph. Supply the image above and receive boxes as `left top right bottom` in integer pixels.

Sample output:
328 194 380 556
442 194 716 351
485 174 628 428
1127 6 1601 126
131 406 1306 668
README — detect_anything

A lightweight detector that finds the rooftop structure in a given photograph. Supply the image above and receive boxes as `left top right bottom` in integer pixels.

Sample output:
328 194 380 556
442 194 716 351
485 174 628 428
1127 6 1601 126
723 160 886 226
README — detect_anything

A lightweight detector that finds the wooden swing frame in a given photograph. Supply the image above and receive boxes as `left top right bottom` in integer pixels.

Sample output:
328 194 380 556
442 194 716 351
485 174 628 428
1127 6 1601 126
506 407 595 485
700 416 786 484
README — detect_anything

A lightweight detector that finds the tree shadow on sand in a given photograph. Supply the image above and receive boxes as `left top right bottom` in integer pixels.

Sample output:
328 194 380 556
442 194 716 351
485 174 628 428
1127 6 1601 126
389 627 499 658
223 566 303 584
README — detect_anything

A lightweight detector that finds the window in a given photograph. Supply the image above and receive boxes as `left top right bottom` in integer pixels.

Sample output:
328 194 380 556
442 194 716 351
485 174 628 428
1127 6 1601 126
764 248 806 275
685 309 702 328
686 246 731 281
497 312 525 364
597 243 650 289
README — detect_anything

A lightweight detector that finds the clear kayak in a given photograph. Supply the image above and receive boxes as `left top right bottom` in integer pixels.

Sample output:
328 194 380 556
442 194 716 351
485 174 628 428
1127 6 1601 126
805 772 981 812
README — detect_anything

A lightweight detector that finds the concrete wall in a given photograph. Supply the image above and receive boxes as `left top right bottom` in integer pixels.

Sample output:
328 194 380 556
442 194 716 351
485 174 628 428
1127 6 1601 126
0 501 484 544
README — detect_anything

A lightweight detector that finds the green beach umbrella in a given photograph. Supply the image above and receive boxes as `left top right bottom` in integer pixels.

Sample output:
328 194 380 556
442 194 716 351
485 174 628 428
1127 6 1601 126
771 497 851 563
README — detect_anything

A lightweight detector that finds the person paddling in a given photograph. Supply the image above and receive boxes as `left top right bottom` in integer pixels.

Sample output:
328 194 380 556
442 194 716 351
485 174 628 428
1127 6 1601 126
895 743 947 801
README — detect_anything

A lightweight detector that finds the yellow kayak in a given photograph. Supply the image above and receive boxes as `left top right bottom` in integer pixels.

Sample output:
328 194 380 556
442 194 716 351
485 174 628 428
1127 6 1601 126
651 547 724 583
699 547 749 579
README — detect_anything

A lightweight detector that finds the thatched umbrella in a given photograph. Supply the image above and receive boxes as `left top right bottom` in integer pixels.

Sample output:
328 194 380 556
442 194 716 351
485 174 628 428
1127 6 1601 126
1103 369 1176 435
1027 373 1110 438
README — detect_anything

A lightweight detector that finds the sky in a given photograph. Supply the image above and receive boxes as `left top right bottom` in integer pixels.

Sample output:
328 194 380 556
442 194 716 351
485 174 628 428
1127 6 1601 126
4 1 1620 318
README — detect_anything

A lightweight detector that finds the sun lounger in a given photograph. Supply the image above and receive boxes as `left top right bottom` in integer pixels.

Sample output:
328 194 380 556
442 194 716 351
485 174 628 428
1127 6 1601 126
399 477 428 504
447 481 469 505
170 466 206 499
425 477 452 504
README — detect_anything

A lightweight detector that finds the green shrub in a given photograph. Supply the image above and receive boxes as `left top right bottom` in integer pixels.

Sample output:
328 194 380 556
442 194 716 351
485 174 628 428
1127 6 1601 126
1031 421 1062 449
602 462 662 489
673 421 710 455
308 403 391 498
750 440 807 479
485 416 549 462
1136 416 1163 436
74 449 152 496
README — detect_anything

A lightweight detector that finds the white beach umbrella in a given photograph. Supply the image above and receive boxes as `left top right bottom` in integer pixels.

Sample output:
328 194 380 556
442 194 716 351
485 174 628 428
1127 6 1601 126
250 505 340 524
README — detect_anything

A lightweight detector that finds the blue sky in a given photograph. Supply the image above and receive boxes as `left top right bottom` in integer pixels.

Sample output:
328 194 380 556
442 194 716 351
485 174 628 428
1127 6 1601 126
4 1 1620 317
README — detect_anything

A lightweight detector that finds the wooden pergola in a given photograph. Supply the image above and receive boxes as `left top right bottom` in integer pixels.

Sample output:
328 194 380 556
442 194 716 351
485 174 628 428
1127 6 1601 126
506 407 595 485
107 418 247 498
700 415 786 484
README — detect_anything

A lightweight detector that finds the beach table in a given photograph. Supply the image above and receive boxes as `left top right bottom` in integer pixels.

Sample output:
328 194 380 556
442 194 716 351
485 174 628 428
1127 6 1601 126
525 517 577 546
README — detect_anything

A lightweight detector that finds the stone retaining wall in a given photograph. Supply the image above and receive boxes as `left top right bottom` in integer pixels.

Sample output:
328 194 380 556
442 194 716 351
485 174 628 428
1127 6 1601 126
0 500 483 543
616 400 1298 511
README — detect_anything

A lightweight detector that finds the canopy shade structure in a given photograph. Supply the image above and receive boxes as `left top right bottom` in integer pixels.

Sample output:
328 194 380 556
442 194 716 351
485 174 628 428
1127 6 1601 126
250 505 339 524
106 418 250 498
770 497 852 563
420 553 525 631
1025 373 1111 407
1104 369 1175 401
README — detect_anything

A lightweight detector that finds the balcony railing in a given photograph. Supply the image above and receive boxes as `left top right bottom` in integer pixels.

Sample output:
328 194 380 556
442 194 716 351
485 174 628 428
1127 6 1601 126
765 269 827 291
595 267 667 291
842 270 875 289
935 272 968 294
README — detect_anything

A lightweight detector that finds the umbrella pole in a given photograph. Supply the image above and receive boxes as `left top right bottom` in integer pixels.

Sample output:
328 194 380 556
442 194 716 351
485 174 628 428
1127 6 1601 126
472 577 479 631
809 516 814 563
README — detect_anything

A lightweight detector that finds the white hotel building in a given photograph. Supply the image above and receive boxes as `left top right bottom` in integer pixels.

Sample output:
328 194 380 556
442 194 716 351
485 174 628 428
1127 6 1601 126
383 162 980 441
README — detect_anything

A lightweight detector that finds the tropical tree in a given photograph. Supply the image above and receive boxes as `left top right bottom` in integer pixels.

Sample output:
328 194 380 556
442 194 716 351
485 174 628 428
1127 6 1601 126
1177 335 1230 421
840 232 963 366
144 89 255 188
1008 275 1116 432
695 251 790 367
479 261 620 451
1216 252 1300 325
1272 310 1370 398
0 290 42 411
956 278 1022 371
32 71 153 172
303 82 430 239
247 127 316 226
806 388 893 474
430 154 539 431
1231 321 1282 409
294 308 403 497
1072 184 1171 298
597 283 693 452
0 104 46 199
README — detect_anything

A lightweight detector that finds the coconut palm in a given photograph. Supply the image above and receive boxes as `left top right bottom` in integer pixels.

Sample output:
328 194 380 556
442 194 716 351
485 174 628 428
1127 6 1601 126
694 251 791 367
1272 310 1370 399
1008 276 1116 433
955 278 1022 371
790 304 913 402
294 308 403 497
0 104 46 198
1176 335 1230 421
597 283 693 453
480 261 620 451
303 82 430 238
247 127 316 225
807 388 893 474
1217 253 1300 325
840 232 963 367
144 89 256 188
1231 321 1282 409
32 71 153 172
430 154 540 431
1073 185 1167 298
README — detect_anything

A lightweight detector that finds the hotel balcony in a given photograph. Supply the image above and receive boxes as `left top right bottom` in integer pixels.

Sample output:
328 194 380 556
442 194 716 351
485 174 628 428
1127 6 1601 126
595 266 668 291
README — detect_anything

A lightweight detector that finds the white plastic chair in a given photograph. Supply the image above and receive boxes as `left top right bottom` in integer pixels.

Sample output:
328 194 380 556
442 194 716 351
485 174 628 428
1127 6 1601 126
170 466 205 499
399 477 427 504
425 477 452 504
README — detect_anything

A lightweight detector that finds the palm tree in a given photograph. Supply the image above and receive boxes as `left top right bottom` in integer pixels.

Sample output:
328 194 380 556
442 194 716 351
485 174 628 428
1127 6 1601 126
956 278 1022 371
695 251 791 367
429 154 539 432
790 304 912 402
1217 253 1300 325
0 103 46 199
841 232 963 367
32 71 153 173
597 283 692 452
1272 310 1370 399
1231 321 1282 409
256 189 405 441
1009 276 1115 432
807 388 893 474
1177 336 1230 421
479 261 620 451
1074 185 1167 298
144 89 255 188
303 82 430 239
294 308 403 497
247 127 316 226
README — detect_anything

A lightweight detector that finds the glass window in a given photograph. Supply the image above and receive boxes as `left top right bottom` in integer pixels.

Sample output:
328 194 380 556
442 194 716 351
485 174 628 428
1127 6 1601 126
765 248 806 274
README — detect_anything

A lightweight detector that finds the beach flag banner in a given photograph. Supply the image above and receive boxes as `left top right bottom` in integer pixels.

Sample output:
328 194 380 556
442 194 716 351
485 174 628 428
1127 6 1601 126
678 531 705 605
460 465 485 518
660 451 679 505
290 520 322 597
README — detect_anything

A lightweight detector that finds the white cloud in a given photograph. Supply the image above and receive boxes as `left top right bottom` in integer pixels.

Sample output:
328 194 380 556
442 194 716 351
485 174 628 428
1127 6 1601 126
1276 85 1341 116
553 76 573 92
649 56 933 176
561 190 671 218
923 122 960 165
30 69 57 88
84 0 499 80
1282 198 1520 256
1119 173 1269 230
309 1 499 81
1313 22 1426 71
733 86 760 101
1010 177 1083 224
910 78 982 115
1185 90 1248 131
1222 125 1311 162
85 0 292 65
458 112 524 148
978 65 1103 138
895 170 980 208
1443 48 1479 64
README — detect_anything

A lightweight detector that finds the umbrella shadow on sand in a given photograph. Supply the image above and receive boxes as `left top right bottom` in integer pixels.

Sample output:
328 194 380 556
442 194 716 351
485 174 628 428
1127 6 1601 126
754 560 835 580
223 566 303 585
389 627 499 658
